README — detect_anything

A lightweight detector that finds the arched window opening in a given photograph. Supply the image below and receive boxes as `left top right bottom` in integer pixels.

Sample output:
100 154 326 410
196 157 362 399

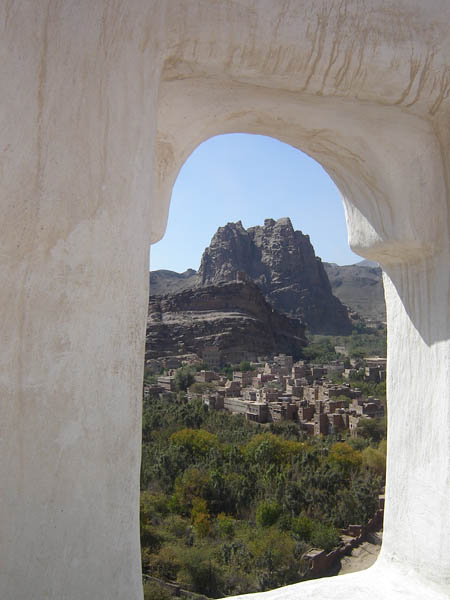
142 134 386 599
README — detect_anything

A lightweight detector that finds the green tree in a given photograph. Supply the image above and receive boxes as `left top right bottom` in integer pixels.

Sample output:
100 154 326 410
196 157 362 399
163 514 191 540
194 361 209 371
328 442 363 473
174 367 195 391
334 394 351 407
170 428 219 457
239 360 254 372
362 440 386 476
357 417 386 443
173 467 209 513
244 433 284 465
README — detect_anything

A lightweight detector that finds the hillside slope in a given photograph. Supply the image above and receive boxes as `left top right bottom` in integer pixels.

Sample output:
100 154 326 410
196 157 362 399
146 279 306 362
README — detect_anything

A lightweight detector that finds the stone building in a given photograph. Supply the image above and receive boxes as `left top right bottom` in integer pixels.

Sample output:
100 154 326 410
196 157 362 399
202 393 224 410
157 376 177 393
314 413 329 436
195 370 218 384
274 353 293 370
269 402 298 422
223 397 269 423
233 370 254 387
245 402 270 424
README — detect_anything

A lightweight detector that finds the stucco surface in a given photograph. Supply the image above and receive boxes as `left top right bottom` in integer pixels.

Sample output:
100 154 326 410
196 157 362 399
1 2 449 599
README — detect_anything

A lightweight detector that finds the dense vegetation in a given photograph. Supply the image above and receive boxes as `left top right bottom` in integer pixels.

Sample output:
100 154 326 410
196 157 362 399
304 326 387 363
141 395 385 598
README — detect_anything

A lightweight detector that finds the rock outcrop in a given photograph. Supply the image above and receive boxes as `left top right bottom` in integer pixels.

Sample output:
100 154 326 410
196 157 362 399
197 218 352 334
146 279 306 362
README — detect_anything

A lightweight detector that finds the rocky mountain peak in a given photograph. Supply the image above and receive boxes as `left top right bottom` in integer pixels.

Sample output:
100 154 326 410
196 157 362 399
197 219 352 335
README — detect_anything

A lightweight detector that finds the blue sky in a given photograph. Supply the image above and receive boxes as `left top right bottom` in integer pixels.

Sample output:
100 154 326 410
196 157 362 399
150 134 361 272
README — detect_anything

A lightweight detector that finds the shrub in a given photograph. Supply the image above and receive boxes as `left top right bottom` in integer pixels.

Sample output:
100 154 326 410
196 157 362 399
140 491 169 521
239 361 254 372
148 545 181 580
193 511 212 538
140 523 163 553
362 445 386 476
191 498 212 538
143 580 173 600
255 500 281 528
291 515 314 541
217 513 235 538
177 547 223 597
310 522 340 552
164 514 191 539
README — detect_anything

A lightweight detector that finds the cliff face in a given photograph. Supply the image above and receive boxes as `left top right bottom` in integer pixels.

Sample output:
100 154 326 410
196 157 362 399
146 279 306 362
197 218 351 334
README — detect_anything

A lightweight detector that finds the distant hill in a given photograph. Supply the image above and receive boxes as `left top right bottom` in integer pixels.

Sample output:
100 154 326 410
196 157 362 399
356 259 380 268
323 262 385 322
149 268 197 296
149 261 386 324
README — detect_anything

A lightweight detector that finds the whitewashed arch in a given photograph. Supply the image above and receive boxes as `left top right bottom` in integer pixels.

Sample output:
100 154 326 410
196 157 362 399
1 2 449 599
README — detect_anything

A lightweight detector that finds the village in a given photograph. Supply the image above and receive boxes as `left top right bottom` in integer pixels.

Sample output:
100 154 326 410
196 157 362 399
144 349 386 439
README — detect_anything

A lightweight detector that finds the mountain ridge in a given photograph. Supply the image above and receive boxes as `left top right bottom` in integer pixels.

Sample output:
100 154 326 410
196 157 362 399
149 218 386 327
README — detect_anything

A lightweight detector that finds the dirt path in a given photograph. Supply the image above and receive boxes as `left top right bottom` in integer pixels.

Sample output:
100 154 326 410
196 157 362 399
337 531 382 575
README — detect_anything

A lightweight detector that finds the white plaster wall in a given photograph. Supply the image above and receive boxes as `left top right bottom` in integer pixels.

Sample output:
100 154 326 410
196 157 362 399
0 3 164 599
1 1 449 599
